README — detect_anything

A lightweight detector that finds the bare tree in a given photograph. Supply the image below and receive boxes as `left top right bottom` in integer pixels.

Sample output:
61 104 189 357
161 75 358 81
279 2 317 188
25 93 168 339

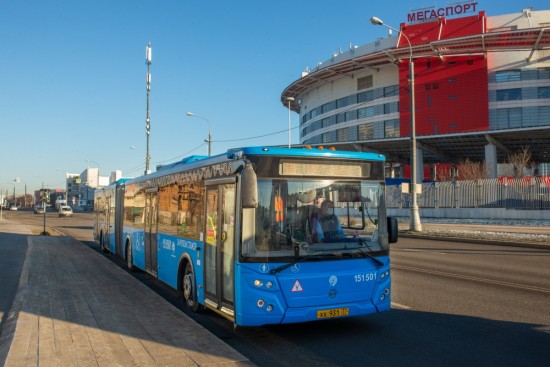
435 165 453 181
507 147 535 178
457 158 487 180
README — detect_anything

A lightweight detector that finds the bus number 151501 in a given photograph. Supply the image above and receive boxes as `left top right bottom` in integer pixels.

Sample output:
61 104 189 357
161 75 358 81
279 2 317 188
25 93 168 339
354 273 377 282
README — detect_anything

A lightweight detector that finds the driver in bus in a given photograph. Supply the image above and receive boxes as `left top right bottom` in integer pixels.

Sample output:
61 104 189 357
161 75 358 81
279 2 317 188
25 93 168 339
311 199 343 242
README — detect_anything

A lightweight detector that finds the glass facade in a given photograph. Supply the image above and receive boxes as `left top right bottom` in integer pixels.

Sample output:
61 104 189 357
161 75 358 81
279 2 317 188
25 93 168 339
301 84 400 145
489 68 550 131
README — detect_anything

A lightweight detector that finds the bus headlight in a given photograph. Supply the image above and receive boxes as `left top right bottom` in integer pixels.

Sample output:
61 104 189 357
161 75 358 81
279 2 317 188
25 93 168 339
254 279 263 287
257 299 265 308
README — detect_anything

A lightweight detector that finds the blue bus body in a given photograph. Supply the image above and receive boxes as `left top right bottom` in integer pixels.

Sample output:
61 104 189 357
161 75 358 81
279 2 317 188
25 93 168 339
94 147 396 326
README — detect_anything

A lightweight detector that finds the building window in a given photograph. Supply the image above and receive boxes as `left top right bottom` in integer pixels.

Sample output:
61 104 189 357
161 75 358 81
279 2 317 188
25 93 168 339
321 101 336 113
322 115 336 128
496 108 522 129
496 89 522 101
384 120 399 138
384 85 399 97
449 95 457 100
336 113 346 123
357 75 373 90
358 124 374 140
358 106 375 119
384 102 398 114
322 132 331 143
427 95 432 107
336 128 349 142
357 90 374 103
538 86 550 99
345 110 357 121
538 68 550 80
495 70 521 82
336 95 356 108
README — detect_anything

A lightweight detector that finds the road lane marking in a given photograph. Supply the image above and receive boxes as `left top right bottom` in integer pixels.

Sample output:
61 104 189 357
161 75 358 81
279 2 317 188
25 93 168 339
393 264 550 294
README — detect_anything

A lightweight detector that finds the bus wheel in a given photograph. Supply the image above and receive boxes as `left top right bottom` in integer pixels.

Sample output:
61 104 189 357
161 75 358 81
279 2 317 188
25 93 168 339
183 262 201 312
99 232 107 253
126 243 134 271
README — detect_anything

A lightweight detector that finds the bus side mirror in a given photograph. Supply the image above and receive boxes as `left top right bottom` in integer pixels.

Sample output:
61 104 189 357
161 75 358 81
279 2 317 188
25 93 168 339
387 217 398 243
241 164 258 208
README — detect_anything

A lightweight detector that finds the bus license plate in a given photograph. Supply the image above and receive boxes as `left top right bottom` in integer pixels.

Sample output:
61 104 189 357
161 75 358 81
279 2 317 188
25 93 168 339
316 307 349 319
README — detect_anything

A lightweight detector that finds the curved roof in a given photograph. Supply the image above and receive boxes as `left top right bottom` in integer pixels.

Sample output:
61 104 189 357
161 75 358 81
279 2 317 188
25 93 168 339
281 27 550 112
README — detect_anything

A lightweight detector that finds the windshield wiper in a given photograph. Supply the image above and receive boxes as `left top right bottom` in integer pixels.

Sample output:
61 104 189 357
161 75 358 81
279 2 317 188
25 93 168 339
354 246 384 267
269 253 336 274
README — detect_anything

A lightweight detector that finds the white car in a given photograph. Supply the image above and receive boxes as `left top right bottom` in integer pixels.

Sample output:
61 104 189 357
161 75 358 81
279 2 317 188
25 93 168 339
9 205 18 211
59 206 73 217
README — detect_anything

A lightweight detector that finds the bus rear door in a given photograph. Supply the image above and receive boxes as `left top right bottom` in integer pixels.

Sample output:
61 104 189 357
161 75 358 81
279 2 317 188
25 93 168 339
204 178 236 319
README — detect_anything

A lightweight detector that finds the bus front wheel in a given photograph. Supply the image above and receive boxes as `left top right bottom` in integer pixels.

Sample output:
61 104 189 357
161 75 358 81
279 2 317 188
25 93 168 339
183 262 201 312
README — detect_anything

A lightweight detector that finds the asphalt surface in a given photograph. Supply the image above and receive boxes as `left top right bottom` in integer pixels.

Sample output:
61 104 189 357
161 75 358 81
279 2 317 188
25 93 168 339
0 210 549 367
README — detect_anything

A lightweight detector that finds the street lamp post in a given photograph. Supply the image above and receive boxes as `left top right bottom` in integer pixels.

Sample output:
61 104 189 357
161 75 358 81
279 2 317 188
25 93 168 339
285 97 295 148
186 112 212 156
371 16 422 232
13 178 20 208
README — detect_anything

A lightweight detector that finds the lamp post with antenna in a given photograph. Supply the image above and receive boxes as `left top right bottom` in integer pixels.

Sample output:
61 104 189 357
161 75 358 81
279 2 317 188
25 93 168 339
186 112 212 156
370 16 422 232
144 42 152 175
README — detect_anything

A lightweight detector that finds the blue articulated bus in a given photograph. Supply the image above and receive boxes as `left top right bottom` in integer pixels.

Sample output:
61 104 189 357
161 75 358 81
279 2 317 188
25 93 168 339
94 146 398 327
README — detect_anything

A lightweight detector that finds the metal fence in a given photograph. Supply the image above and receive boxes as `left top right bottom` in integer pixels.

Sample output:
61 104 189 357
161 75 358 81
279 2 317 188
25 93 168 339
387 177 550 210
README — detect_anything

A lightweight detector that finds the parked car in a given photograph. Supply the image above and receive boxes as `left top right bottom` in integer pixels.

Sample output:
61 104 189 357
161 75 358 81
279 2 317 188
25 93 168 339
9 205 18 211
34 206 45 214
58 205 73 217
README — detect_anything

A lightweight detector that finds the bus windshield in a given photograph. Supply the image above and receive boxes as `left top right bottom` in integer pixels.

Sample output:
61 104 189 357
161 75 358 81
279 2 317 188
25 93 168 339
241 178 389 260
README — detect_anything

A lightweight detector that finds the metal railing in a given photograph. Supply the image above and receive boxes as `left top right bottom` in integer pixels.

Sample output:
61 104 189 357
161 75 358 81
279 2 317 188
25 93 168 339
387 177 550 210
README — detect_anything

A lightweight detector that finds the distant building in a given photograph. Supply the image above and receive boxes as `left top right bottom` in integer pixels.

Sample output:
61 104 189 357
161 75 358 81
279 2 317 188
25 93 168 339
77 168 124 206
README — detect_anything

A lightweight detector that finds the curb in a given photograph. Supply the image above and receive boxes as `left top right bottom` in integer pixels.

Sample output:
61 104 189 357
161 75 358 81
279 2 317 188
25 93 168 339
399 232 550 250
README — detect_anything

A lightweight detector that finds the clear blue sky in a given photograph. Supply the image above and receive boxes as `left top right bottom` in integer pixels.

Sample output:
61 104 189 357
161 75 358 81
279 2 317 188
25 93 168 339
1 0 546 193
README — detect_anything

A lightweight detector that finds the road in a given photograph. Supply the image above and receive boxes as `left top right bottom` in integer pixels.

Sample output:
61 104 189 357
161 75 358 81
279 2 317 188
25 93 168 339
2 210 550 366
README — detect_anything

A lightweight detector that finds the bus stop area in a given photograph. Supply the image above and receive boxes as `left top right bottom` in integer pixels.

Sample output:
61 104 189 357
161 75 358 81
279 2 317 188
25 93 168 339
0 220 254 367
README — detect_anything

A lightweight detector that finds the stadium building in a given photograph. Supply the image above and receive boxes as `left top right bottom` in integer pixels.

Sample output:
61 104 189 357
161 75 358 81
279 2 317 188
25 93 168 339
281 4 550 180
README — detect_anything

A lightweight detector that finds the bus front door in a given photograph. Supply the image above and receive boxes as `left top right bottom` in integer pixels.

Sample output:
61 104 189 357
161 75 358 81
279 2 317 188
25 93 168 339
144 189 158 277
204 180 236 318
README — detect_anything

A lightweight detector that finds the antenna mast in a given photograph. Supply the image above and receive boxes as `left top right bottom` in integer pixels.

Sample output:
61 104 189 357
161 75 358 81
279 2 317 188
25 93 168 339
144 42 152 175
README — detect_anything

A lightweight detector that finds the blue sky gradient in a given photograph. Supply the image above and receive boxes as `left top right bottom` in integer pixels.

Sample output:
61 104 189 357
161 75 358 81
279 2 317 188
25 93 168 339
1 0 546 192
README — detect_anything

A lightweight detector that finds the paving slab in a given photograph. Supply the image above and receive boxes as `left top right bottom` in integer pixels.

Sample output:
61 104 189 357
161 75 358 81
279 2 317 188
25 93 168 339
0 228 254 367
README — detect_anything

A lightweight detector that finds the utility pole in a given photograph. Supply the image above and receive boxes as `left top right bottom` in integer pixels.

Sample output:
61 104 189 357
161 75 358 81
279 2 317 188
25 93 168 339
144 42 152 175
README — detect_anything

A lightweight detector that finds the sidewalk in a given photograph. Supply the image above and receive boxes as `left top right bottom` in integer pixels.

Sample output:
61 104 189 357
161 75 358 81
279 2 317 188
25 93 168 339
398 221 550 249
0 220 254 367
